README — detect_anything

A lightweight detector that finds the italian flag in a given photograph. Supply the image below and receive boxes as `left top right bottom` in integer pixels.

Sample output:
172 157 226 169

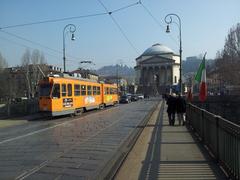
195 53 207 102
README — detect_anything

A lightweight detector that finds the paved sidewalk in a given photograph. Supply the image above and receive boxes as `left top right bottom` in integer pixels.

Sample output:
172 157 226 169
115 102 227 180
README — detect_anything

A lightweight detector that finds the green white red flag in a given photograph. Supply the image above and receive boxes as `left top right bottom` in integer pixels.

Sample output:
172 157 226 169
187 86 193 102
195 53 207 102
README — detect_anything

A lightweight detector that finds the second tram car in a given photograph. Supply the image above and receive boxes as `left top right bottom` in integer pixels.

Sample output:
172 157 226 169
39 74 118 116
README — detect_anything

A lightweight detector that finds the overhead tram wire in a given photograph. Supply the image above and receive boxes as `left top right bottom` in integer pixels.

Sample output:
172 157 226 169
0 36 80 67
0 30 62 54
109 15 139 55
0 29 80 61
111 1 141 14
0 1 142 62
0 12 108 30
0 2 141 30
139 0 179 46
0 36 62 61
97 0 140 55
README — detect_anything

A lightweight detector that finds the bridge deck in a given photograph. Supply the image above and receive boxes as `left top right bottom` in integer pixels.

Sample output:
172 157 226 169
115 101 227 179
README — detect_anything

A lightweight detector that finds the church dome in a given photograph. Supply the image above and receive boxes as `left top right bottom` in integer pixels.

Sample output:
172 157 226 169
142 43 174 56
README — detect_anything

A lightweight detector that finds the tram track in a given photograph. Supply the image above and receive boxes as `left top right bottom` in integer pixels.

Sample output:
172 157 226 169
0 104 120 144
96 100 162 179
0 99 160 179
15 108 125 180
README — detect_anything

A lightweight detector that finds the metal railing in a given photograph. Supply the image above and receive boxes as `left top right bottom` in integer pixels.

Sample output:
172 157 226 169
186 103 240 180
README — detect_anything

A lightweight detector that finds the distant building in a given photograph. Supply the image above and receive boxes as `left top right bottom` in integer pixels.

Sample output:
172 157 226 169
128 84 137 94
100 75 127 94
0 64 61 99
135 43 180 95
186 56 198 61
71 68 99 81
207 68 240 95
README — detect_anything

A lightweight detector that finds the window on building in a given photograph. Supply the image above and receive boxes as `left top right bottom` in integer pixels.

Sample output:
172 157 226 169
52 84 60 98
74 84 80 96
81 85 86 96
174 76 177 83
87 85 92 95
67 84 72 96
62 84 67 97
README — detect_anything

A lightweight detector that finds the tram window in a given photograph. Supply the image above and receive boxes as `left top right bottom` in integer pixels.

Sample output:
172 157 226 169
104 87 107 95
107 87 109 94
68 84 72 96
74 84 80 96
87 85 92 95
52 84 60 98
113 88 117 94
97 86 100 95
39 83 52 97
93 86 97 95
110 88 114 94
62 84 67 97
81 85 86 96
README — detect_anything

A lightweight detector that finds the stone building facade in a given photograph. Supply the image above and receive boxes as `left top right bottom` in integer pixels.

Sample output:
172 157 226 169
135 43 180 95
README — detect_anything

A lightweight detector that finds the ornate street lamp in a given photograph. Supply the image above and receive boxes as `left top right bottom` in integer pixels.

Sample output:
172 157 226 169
63 24 76 72
164 13 182 94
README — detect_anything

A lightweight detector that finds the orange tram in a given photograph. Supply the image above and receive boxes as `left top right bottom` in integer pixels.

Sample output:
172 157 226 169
38 74 118 116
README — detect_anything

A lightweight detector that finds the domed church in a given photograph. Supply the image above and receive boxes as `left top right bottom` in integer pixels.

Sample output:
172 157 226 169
135 43 180 95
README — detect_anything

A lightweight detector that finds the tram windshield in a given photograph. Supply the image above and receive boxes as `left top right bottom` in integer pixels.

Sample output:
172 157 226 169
39 83 52 97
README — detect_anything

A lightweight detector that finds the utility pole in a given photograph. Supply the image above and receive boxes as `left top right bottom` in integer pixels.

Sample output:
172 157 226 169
116 63 119 95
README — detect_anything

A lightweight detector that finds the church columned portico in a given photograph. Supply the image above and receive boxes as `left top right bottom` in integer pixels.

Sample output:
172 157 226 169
135 43 180 95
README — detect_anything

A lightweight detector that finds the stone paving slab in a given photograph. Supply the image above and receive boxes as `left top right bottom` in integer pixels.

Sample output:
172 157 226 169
115 102 227 180
0 99 158 179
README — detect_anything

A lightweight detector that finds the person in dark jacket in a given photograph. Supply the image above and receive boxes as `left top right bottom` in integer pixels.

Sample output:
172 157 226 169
176 94 186 125
167 94 177 126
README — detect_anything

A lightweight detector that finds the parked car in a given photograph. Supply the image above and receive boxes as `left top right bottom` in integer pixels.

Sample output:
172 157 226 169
137 94 144 99
119 95 131 103
130 94 139 101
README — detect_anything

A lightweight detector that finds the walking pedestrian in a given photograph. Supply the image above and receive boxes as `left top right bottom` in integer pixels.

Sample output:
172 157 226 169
176 94 186 126
166 93 176 126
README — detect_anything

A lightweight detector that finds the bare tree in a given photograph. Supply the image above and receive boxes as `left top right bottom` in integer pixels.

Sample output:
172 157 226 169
0 52 8 100
31 49 41 98
215 23 240 85
0 52 8 71
21 49 47 98
21 49 31 98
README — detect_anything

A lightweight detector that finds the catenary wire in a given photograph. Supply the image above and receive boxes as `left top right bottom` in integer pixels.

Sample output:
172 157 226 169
0 12 108 30
0 36 62 61
97 0 139 55
111 1 141 14
0 1 140 30
0 29 80 61
0 35 80 66
139 1 179 46
0 1 141 62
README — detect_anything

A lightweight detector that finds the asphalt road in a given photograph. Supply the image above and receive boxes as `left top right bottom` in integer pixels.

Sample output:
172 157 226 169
0 98 159 180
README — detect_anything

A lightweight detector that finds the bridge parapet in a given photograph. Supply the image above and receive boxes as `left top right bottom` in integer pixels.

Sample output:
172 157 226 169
186 103 240 180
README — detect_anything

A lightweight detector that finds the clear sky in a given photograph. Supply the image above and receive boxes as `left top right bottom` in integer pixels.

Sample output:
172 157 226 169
0 0 239 70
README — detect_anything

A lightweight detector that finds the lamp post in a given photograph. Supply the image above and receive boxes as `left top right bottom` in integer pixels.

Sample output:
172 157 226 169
164 13 182 95
63 24 76 72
